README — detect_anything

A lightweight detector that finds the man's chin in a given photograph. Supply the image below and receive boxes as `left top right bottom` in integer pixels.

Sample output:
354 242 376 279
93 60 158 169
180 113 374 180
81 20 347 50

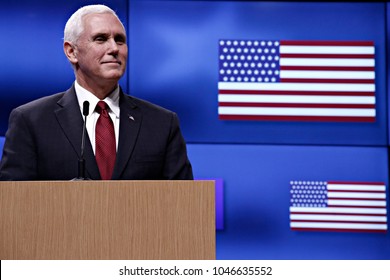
102 71 125 81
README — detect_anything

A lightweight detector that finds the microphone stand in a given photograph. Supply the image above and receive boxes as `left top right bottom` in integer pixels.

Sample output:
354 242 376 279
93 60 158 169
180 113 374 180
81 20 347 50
72 101 91 181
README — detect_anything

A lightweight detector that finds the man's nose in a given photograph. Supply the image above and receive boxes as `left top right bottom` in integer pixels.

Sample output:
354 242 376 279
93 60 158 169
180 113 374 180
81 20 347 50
107 39 119 54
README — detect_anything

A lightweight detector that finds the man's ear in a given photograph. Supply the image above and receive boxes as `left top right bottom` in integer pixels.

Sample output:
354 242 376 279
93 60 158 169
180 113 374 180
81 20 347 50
63 41 78 64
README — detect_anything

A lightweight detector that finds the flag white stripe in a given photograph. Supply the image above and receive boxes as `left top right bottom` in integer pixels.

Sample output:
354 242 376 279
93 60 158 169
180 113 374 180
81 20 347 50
327 192 386 199
290 207 387 215
328 200 386 207
328 184 385 191
218 82 375 92
290 222 387 230
218 94 375 104
280 46 375 54
218 107 375 117
280 58 375 67
290 214 387 222
280 70 375 79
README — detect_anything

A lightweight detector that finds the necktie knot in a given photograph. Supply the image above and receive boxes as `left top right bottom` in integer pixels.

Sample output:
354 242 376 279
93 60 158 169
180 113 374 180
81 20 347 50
96 101 109 117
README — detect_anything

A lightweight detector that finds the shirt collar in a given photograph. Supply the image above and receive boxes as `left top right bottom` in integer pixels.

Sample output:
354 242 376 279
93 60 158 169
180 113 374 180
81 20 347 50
74 81 120 118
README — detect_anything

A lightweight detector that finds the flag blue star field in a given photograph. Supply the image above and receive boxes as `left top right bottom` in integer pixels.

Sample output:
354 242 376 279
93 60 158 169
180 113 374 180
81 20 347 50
289 181 387 233
218 40 376 122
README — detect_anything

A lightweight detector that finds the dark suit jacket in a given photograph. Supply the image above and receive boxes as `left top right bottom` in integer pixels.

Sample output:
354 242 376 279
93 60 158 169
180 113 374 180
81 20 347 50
0 86 193 180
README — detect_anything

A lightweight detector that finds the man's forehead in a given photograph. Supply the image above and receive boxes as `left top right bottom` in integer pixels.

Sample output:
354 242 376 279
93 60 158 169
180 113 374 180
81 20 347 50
83 13 125 33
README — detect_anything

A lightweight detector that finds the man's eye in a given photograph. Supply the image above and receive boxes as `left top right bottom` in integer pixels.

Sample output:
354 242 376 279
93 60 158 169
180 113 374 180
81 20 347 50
115 36 126 45
95 36 107 42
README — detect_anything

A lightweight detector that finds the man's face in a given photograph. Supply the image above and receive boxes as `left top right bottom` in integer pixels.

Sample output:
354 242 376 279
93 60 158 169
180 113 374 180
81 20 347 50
73 13 128 86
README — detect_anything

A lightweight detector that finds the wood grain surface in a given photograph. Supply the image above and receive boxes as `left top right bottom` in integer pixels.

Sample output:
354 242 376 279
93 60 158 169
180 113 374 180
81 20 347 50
0 180 215 260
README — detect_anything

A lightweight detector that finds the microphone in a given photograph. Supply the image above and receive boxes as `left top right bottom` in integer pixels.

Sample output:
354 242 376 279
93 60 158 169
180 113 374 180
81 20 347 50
72 101 91 180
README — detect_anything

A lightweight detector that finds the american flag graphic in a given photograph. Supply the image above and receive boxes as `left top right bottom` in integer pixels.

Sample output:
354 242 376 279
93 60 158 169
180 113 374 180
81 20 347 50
218 40 376 122
289 181 387 233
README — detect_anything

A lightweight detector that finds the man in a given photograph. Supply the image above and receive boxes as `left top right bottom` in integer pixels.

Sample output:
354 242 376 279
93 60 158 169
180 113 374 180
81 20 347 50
0 5 193 180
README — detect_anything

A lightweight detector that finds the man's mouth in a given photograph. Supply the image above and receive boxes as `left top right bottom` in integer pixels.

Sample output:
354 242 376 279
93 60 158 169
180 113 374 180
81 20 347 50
102 61 121 65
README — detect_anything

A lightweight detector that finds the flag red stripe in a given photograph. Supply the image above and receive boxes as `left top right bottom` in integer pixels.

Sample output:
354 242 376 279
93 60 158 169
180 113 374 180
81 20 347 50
290 212 387 216
328 205 386 209
328 181 385 185
291 220 387 224
280 40 374 46
219 102 375 109
280 53 374 59
280 66 375 71
218 90 375 96
329 197 385 201
219 115 375 122
280 78 375 84
328 190 385 193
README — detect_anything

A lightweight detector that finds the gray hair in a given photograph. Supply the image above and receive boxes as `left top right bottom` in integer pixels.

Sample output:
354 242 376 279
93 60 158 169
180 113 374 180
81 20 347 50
64 4 124 44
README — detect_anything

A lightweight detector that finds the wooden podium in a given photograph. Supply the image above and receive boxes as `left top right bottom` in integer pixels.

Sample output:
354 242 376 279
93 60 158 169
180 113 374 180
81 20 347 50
0 180 215 260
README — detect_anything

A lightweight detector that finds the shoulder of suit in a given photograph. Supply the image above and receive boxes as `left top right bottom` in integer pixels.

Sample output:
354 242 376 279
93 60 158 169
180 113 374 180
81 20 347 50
14 91 67 112
122 93 175 116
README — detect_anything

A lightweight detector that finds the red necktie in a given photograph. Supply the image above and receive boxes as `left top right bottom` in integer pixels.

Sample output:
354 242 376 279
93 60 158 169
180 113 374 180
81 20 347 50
95 101 116 180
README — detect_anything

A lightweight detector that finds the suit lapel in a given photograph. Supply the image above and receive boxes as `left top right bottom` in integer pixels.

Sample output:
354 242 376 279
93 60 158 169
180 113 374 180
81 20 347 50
54 86 101 179
111 91 142 179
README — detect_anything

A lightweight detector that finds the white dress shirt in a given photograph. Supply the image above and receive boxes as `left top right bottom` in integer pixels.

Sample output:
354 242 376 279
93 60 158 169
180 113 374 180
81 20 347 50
74 81 120 154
